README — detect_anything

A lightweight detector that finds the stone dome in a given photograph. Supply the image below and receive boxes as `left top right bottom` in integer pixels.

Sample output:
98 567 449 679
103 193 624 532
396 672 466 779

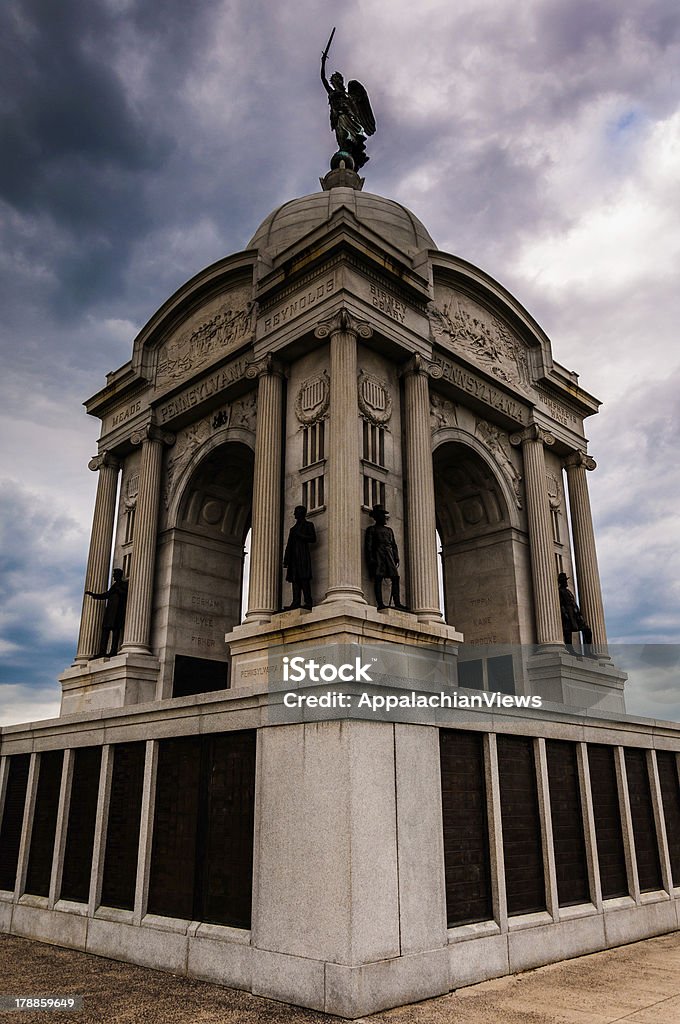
248 187 436 259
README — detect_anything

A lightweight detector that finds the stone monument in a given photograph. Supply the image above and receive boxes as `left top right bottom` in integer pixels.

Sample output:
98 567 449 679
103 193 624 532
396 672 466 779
1 45 679 1020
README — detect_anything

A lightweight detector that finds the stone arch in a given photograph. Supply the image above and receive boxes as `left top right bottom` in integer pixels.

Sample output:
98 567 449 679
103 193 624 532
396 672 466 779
154 438 255 699
433 435 532 692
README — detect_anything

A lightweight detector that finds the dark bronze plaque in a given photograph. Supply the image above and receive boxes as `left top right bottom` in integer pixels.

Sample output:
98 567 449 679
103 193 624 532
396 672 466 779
148 731 256 926
546 740 589 906
588 744 628 898
440 729 492 926
101 742 146 911
624 748 662 893
60 747 102 903
25 750 64 897
497 734 545 915
0 754 31 891
147 736 201 920
657 751 680 886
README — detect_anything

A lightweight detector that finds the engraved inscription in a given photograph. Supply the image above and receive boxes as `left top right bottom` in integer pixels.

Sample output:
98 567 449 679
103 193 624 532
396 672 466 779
429 356 529 424
157 357 249 424
111 401 142 428
369 283 406 323
263 276 336 333
537 393 579 427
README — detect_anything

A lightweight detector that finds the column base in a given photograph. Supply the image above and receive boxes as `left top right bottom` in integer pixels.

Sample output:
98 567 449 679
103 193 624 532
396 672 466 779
59 653 160 716
322 587 368 605
528 648 627 713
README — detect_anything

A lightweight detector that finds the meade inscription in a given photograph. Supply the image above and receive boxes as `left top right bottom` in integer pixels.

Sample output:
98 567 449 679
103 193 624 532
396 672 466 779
263 276 336 334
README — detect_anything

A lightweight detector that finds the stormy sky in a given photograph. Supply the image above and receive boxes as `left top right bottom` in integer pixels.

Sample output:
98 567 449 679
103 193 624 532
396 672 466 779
1 0 679 725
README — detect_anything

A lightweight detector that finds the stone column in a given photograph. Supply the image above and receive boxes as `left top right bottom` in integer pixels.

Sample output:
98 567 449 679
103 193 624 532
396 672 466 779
565 452 607 646
120 426 174 654
75 452 120 663
511 426 563 645
315 309 370 604
403 357 441 622
245 356 285 622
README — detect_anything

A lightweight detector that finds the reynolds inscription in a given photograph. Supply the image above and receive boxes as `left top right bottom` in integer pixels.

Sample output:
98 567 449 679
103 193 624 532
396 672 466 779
263 276 336 333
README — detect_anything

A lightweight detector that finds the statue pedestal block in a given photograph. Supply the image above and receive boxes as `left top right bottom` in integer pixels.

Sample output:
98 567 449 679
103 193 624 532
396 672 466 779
58 653 160 715
226 603 463 692
528 648 627 713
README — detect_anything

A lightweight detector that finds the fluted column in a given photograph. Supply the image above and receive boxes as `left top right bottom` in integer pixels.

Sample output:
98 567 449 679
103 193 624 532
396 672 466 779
75 453 120 663
403 357 441 622
565 452 607 646
315 309 369 604
511 426 563 645
245 356 285 622
120 426 174 654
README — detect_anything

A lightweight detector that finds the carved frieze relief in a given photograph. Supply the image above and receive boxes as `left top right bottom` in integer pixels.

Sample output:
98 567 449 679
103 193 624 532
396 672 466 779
475 418 523 509
429 289 532 393
155 286 254 390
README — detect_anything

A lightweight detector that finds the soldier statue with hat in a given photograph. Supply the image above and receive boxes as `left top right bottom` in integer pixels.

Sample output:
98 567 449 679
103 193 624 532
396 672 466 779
365 504 408 611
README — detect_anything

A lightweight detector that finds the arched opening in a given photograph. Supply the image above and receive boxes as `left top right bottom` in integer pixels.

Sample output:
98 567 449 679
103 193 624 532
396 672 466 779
157 441 254 698
434 441 528 693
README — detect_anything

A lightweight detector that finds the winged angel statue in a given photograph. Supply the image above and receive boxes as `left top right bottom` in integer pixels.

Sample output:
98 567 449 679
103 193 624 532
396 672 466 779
321 29 376 170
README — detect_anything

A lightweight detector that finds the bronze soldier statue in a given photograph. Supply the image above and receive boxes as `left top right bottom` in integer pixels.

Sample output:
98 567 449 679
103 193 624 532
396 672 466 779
365 504 408 611
558 572 594 657
85 567 128 657
283 506 317 610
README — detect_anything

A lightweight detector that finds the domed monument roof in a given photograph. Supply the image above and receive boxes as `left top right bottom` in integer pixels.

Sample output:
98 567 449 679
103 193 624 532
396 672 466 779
248 187 436 259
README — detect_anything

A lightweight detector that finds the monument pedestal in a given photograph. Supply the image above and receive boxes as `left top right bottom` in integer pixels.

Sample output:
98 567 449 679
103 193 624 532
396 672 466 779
59 652 160 714
227 603 463 692
528 648 627 712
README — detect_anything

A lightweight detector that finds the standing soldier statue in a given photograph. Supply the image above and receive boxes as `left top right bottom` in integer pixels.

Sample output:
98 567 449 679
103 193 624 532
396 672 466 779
320 28 376 171
283 506 317 610
85 567 128 657
365 504 408 611
558 572 594 657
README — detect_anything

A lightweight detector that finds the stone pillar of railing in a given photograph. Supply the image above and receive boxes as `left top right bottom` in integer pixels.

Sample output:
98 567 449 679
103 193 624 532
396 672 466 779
120 426 174 654
245 356 285 622
565 451 608 648
403 357 441 622
315 309 370 605
74 453 120 663
511 425 563 646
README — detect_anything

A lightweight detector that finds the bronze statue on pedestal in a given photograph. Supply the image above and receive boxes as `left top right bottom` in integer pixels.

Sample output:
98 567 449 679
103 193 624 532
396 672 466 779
365 504 408 611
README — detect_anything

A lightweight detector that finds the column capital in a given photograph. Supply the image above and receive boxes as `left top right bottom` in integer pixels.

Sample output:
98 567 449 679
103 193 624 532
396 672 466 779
245 353 286 380
130 425 175 448
565 450 597 471
314 307 373 341
88 451 119 473
400 354 432 379
510 424 556 448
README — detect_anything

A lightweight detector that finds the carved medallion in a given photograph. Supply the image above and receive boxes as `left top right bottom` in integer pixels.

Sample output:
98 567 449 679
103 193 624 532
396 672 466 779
358 372 392 424
295 373 330 424
429 290 532 392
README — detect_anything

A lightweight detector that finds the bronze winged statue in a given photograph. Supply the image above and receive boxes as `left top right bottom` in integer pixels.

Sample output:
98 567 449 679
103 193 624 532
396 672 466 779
321 29 376 171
